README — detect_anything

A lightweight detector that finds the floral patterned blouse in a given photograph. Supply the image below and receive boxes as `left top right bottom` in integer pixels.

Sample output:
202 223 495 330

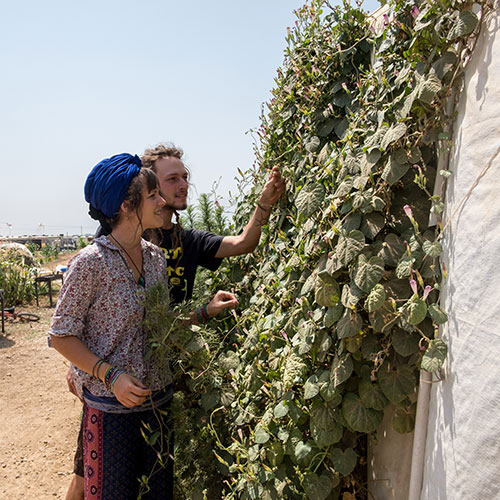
49 236 170 397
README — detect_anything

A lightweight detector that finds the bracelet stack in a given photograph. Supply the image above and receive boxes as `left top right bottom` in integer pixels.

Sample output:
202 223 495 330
196 304 210 324
103 365 126 393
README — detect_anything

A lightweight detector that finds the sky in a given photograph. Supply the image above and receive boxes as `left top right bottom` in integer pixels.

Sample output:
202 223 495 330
0 0 379 237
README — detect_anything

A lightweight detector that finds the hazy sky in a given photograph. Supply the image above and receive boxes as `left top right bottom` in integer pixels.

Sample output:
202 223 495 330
0 0 379 237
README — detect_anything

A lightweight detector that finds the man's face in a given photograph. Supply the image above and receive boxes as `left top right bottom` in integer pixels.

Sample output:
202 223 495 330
154 156 189 211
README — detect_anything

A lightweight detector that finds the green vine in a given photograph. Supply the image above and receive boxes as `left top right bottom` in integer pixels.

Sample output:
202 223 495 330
146 0 493 498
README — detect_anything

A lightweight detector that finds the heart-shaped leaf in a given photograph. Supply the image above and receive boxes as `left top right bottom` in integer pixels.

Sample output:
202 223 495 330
448 10 478 41
315 277 340 307
254 424 270 444
342 392 384 433
392 403 416 434
378 363 416 404
365 283 386 312
302 472 333 500
381 122 407 150
330 353 353 388
403 297 427 325
336 230 365 266
304 374 321 399
392 328 420 356
421 339 448 372
354 254 385 293
329 447 357 476
296 184 326 218
337 310 362 338
428 304 448 325
358 379 388 411
382 155 410 184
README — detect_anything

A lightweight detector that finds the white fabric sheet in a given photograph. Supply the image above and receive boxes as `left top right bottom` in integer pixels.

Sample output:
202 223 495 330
421 7 500 500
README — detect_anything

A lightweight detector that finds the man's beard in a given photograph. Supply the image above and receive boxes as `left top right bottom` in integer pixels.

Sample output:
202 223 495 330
164 202 188 211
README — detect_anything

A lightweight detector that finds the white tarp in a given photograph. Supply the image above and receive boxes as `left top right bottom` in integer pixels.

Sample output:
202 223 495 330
421 6 500 499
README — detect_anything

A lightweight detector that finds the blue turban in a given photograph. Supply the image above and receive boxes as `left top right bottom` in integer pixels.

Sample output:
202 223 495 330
84 153 142 218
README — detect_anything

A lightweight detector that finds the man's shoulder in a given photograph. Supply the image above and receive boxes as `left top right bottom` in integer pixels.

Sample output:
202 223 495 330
180 227 218 239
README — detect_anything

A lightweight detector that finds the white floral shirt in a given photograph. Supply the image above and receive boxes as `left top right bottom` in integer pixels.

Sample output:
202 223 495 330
49 236 170 397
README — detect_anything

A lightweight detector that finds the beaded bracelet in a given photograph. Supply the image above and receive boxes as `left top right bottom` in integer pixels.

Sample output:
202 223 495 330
103 365 118 388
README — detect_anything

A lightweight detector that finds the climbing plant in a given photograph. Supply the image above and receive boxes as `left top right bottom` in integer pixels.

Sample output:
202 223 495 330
147 0 492 498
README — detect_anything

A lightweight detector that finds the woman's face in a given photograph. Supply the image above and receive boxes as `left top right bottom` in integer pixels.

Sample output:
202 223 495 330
136 185 166 230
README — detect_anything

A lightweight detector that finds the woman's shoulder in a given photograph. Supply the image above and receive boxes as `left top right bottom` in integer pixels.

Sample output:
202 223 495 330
142 238 164 256
67 240 105 269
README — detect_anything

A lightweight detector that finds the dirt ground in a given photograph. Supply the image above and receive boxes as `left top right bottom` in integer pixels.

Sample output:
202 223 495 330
0 252 81 500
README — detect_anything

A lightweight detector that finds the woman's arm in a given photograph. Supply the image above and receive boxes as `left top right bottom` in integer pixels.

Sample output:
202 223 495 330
50 334 151 408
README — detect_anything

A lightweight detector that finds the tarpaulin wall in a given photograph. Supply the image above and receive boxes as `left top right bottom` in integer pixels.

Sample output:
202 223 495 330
421 6 500 499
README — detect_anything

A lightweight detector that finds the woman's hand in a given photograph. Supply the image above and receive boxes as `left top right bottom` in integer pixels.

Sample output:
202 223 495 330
206 290 239 318
66 367 83 402
112 373 152 408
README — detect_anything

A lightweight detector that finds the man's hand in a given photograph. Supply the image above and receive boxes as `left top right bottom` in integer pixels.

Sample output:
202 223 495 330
259 166 286 208
66 367 82 402
206 291 239 317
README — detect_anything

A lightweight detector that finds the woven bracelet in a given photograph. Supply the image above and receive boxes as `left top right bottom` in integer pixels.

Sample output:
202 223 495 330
202 304 210 322
196 307 204 324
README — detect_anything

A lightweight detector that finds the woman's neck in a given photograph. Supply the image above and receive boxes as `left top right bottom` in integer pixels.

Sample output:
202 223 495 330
109 222 142 251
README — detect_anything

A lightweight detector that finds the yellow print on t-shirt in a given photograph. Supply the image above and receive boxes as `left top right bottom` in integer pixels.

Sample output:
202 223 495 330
163 246 184 287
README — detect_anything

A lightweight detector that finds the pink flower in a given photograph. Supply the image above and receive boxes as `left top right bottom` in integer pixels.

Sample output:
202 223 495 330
411 5 420 19
403 205 413 219
281 330 289 341
423 286 432 300
410 279 418 295
419 338 427 351
383 14 389 25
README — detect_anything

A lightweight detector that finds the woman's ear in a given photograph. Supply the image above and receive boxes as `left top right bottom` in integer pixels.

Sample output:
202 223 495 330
120 200 132 217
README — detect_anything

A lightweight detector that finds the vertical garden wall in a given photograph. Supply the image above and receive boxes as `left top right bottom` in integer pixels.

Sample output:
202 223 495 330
150 0 492 498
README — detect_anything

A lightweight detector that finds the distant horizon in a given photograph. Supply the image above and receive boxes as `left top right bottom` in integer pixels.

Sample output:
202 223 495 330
0 224 98 239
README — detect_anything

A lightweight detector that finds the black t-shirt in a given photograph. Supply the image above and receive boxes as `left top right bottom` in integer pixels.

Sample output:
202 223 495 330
158 226 224 304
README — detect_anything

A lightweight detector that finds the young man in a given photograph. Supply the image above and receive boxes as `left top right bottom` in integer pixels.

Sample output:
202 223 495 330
142 144 286 303
64 143 285 500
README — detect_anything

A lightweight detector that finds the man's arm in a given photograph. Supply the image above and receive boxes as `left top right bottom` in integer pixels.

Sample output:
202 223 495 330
215 166 286 258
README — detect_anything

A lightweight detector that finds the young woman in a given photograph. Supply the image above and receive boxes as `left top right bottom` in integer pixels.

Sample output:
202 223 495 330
50 153 237 499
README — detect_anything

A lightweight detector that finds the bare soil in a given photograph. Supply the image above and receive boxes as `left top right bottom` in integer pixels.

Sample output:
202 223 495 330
0 252 81 500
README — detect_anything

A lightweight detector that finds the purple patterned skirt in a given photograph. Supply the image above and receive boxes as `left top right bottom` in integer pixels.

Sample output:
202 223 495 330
82 396 173 499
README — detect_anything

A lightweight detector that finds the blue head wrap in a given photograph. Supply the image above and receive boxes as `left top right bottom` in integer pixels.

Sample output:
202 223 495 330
84 153 142 219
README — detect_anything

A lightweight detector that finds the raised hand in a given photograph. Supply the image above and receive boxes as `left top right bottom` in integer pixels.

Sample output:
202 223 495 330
258 166 286 208
206 290 239 317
